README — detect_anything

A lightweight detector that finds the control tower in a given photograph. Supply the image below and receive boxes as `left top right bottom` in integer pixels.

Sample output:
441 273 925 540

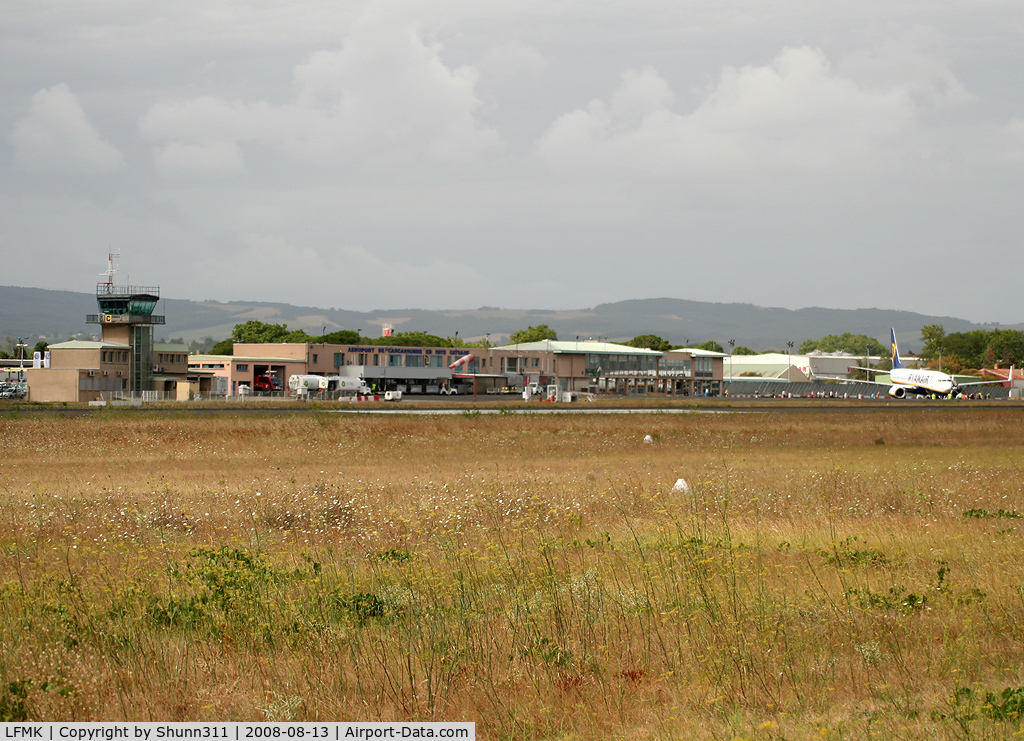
86 253 165 396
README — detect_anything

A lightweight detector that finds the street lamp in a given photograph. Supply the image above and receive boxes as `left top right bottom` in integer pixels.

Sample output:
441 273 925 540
16 337 27 380
728 339 735 394
786 341 794 383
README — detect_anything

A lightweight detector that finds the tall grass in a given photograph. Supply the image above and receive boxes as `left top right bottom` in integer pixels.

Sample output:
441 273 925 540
0 409 1022 738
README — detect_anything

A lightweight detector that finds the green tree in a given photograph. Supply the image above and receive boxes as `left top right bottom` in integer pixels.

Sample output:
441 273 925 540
984 329 1024 367
210 338 234 355
936 328 1024 370
33 340 48 356
626 334 672 351
227 320 318 346
732 346 757 355
231 321 289 343
799 333 886 356
919 325 946 361
319 330 364 345
697 340 724 353
509 324 558 344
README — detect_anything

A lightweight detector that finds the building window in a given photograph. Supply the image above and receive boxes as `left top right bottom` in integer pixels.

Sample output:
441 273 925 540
405 355 423 367
373 354 380 366
236 364 248 371
505 357 518 372
531 357 539 367
662 357 692 376
358 353 368 365
389 354 403 367
312 353 318 364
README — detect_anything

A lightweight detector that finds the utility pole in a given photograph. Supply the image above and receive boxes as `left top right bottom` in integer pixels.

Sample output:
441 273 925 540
786 341 794 384
16 337 27 381
728 339 735 391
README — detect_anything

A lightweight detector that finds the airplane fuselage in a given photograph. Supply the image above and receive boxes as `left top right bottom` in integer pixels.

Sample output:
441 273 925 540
889 367 955 396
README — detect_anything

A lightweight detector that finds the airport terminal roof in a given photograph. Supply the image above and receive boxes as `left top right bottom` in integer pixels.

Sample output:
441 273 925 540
49 340 131 350
188 354 301 364
494 340 662 355
669 347 728 358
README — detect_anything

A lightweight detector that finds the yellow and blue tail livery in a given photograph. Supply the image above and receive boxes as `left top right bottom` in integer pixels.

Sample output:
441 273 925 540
890 328 905 370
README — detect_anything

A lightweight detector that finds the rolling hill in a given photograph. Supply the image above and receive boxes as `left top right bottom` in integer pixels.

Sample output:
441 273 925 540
0 285 1008 352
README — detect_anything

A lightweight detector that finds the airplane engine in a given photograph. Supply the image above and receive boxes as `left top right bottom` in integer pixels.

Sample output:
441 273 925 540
888 384 906 399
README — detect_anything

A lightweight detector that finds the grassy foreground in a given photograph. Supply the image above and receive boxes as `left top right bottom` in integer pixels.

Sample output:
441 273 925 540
1 407 1023 739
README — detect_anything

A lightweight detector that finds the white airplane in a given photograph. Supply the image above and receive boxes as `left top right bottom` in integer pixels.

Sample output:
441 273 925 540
819 328 1010 399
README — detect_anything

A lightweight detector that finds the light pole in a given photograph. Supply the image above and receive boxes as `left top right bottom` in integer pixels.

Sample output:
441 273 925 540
728 339 735 394
786 341 794 384
16 337 27 381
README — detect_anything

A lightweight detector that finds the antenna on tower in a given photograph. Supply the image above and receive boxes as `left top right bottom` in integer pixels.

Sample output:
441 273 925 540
100 252 120 285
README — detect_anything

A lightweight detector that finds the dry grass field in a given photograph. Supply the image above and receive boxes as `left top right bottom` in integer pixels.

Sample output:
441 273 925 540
1 405 1023 739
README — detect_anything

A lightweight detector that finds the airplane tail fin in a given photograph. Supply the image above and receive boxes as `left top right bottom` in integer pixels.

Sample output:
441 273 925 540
890 328 905 370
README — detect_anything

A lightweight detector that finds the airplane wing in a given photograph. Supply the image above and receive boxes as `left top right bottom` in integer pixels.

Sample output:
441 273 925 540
957 365 1014 388
956 378 1009 388
810 372 892 387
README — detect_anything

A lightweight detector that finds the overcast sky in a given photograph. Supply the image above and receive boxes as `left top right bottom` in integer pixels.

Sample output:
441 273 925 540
3 1 1022 323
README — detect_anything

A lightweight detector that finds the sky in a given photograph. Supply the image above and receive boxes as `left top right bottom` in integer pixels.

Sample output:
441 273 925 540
2 0 1023 323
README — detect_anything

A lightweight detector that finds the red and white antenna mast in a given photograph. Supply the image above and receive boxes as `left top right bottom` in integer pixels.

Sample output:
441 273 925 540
100 252 120 285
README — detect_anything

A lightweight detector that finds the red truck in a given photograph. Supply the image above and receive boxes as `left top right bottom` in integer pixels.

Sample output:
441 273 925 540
252 375 282 394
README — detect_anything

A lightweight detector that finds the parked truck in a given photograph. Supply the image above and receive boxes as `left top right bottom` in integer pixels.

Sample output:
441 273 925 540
288 374 328 397
252 375 282 394
330 376 372 396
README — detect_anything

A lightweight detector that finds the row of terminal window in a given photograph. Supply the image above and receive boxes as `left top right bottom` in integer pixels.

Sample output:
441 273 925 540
333 353 493 369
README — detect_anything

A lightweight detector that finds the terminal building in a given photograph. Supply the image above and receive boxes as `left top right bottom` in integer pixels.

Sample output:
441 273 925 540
189 339 726 398
19 257 729 401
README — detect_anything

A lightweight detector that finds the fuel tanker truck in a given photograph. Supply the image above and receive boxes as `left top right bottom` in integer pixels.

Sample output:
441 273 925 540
289 374 372 398
288 374 328 398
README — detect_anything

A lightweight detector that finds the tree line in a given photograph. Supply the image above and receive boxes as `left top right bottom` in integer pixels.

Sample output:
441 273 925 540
206 321 495 356
920 325 1024 373
177 321 1024 372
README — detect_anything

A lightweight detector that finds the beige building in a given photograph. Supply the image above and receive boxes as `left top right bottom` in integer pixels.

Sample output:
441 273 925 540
187 352 308 397
25 340 131 402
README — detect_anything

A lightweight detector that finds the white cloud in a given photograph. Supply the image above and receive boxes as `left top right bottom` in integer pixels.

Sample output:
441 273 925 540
11 84 125 173
139 8 501 175
840 26 971 106
537 46 916 173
